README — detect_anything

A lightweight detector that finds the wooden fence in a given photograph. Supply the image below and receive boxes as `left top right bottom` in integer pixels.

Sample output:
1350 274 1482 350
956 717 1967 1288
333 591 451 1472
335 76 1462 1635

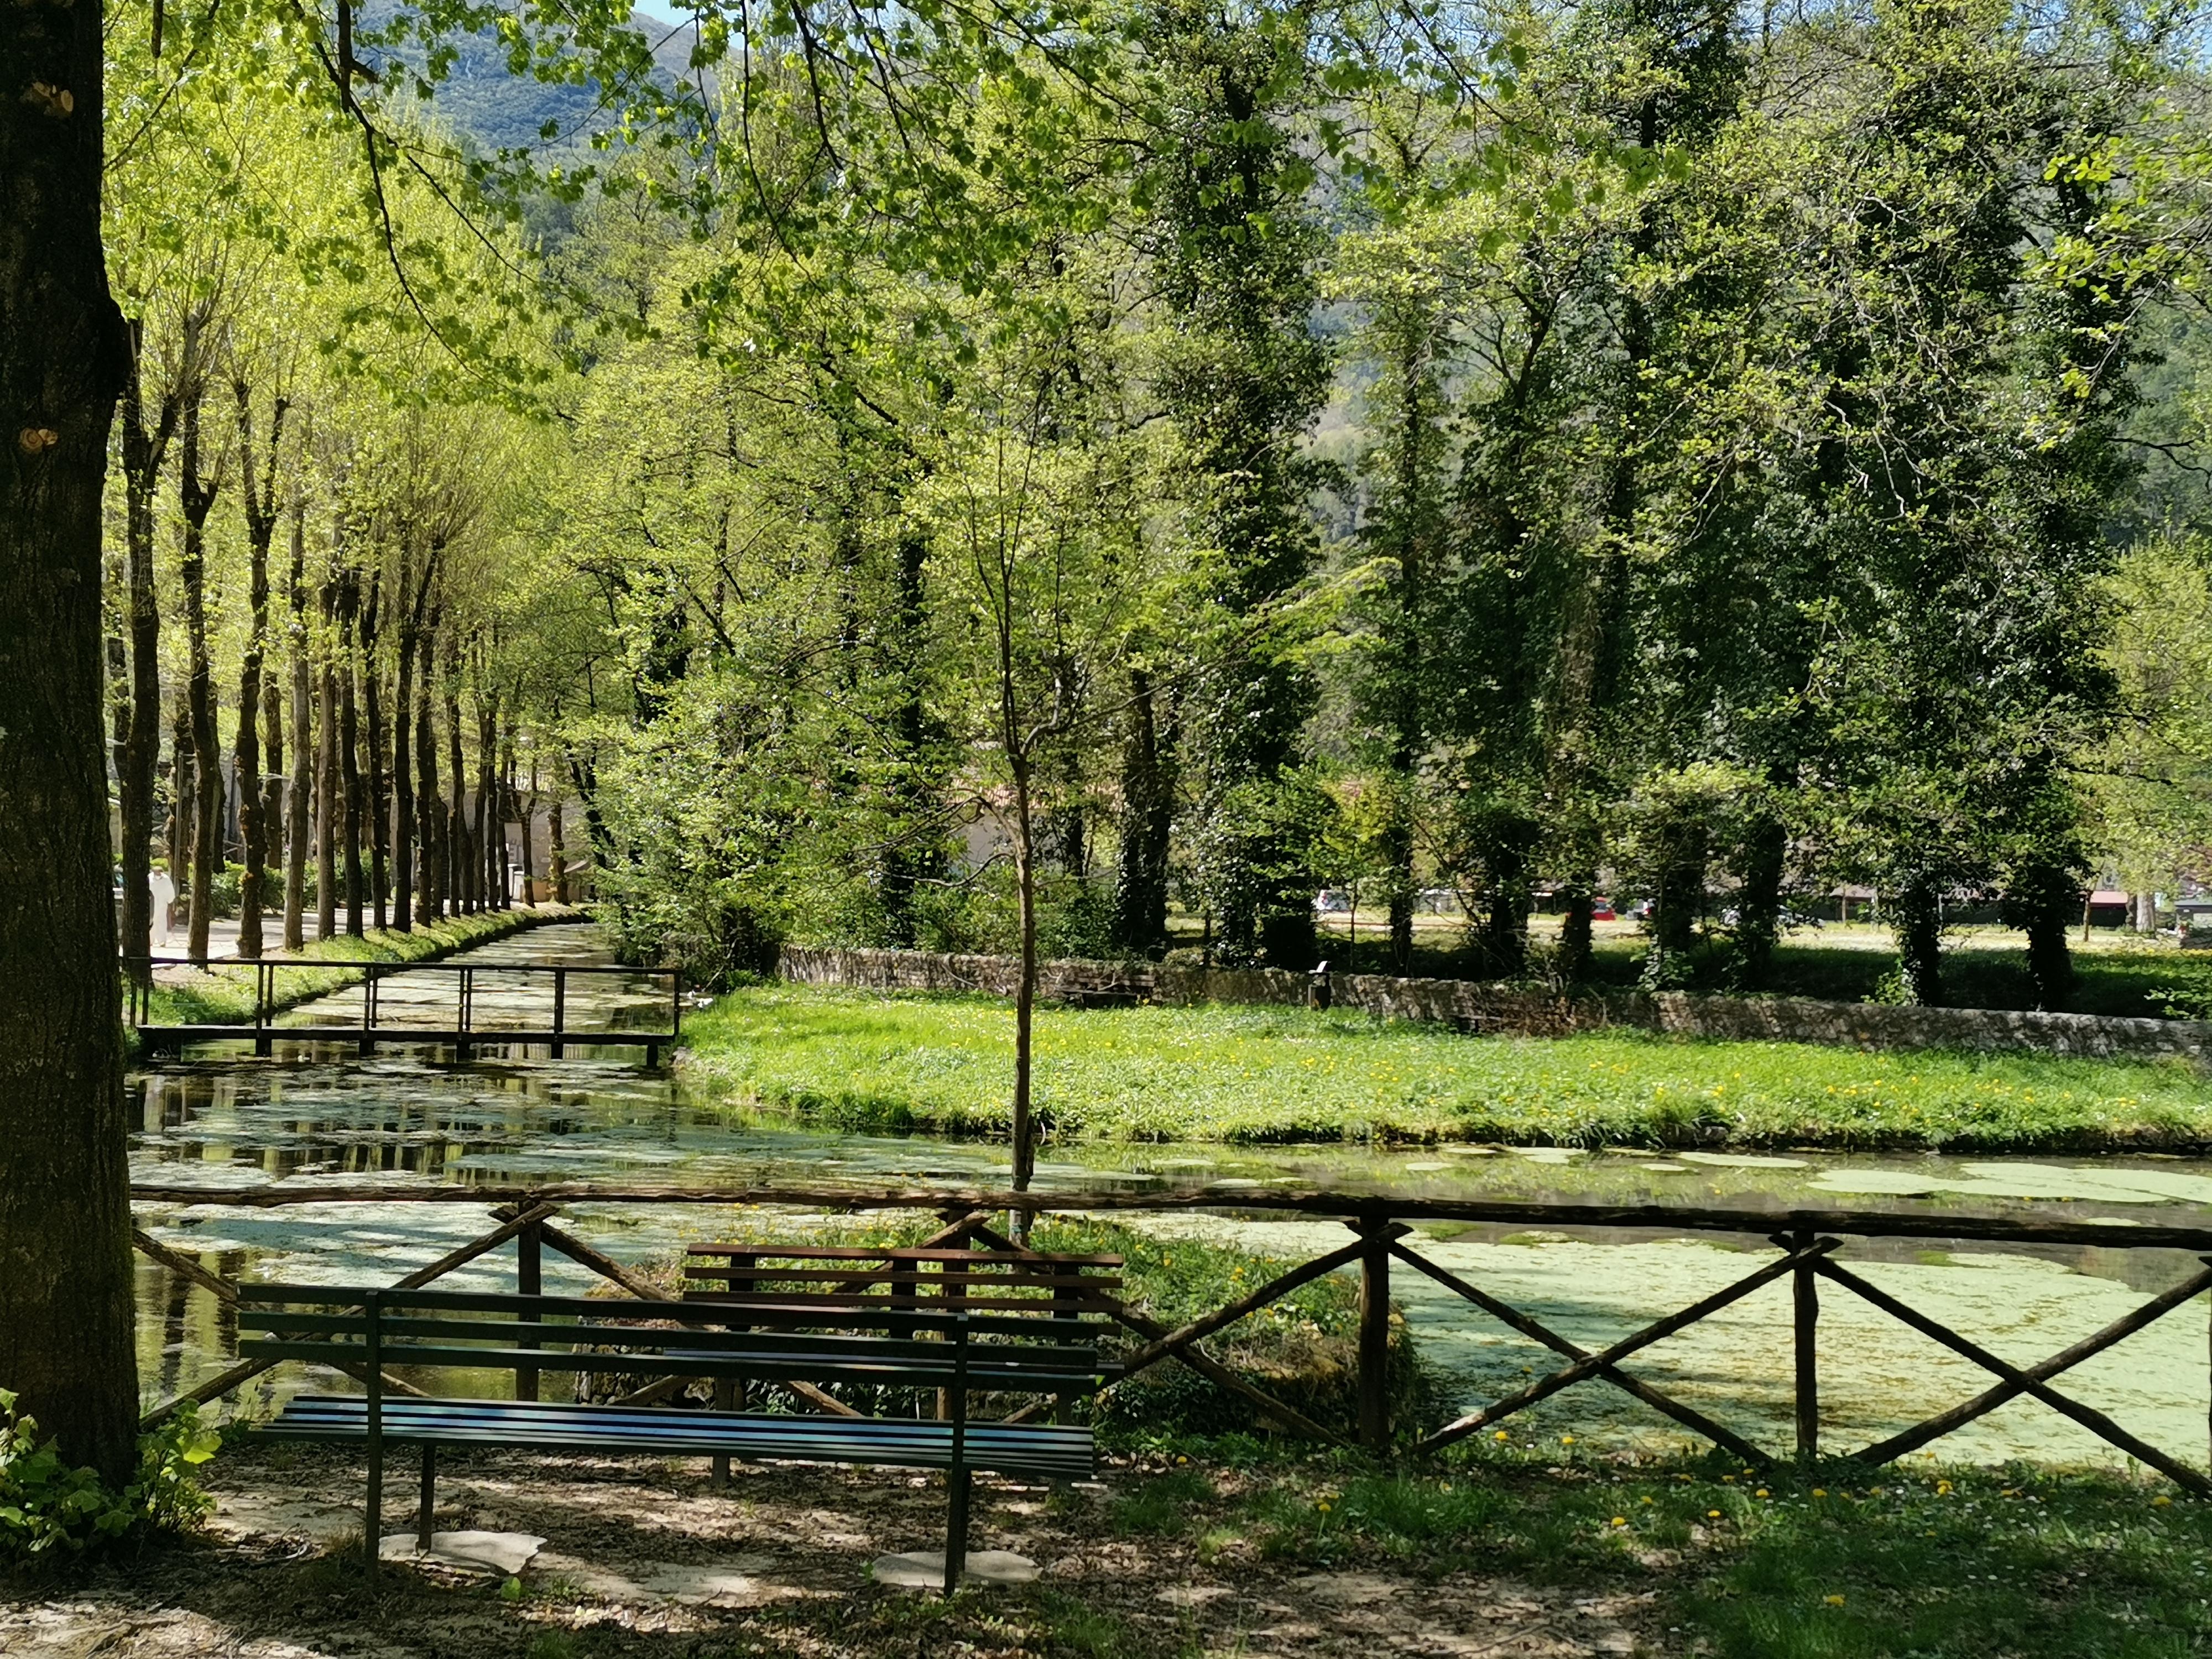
123 957 682 1062
128 1184 2212 1488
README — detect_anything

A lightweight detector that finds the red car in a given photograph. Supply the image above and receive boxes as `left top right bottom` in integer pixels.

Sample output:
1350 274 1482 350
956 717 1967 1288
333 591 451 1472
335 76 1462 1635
1591 898 1617 921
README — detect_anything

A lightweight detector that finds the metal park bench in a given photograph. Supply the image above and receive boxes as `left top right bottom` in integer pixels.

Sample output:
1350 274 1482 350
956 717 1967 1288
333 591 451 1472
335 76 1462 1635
237 1281 1117 1592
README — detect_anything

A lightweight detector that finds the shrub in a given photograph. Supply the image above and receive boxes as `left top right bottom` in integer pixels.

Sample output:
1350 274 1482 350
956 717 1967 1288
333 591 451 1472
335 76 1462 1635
0 1394 220 1561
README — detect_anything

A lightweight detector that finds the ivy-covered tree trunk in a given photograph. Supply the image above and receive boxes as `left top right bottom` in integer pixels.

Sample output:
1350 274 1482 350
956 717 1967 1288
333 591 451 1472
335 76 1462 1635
1151 0 1329 969
1893 875 1945 1006
1110 668 1175 956
0 0 140 1480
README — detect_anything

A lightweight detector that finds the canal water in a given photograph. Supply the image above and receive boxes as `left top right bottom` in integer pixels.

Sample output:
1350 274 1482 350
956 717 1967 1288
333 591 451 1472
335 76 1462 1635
133 922 2212 1471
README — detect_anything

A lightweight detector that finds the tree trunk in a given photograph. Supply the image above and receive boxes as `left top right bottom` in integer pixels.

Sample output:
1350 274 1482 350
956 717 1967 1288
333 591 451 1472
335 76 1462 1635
178 384 222 966
168 688 192 899
446 635 471 914
519 757 538 907
1109 669 1175 957
417 614 444 922
498 719 517 909
392 604 415 933
1477 821 1534 978
549 796 568 904
1893 875 1945 1006
362 574 388 931
0 2 141 1477
231 381 285 962
1734 818 1787 987
260 575 285 951
117 316 190 978
1010 758 1038 1199
1558 881 1596 987
2008 860 2077 1011
338 576 363 936
283 499 311 952
315 578 338 940
475 682 499 910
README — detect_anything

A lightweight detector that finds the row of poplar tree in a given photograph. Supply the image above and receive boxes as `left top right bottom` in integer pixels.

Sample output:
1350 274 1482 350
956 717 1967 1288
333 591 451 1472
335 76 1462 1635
100 48 594 973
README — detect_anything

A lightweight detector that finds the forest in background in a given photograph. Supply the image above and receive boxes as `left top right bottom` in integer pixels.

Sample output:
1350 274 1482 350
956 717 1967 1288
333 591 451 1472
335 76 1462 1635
103 0 2212 1021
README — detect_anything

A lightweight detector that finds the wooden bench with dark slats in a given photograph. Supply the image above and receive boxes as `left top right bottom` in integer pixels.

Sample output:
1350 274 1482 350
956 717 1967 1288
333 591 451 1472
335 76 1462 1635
237 1282 1115 1592
678 1243 1126 1443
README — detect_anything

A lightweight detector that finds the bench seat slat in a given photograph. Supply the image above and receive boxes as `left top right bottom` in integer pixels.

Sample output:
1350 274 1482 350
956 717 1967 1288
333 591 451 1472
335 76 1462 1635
240 1339 1109 1388
684 1245 1124 1266
240 1308 1110 1344
677 1290 1117 1312
242 1319 1103 1361
257 1396 1094 1477
238 1289 1110 1338
677 1274 1124 1301
268 1395 1091 1440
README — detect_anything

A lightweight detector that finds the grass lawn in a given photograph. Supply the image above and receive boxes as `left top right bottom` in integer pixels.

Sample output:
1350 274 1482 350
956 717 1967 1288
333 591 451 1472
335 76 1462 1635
677 985 2212 1151
1091 1452 2212 1659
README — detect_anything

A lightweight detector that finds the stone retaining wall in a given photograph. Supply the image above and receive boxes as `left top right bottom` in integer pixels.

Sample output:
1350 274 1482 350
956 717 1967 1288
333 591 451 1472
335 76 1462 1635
774 943 2212 1067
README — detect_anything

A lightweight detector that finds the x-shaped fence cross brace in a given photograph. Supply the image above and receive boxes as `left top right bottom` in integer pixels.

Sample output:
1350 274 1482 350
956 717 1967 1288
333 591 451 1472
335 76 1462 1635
1414 1236 1839 1457
1806 1248 2212 1494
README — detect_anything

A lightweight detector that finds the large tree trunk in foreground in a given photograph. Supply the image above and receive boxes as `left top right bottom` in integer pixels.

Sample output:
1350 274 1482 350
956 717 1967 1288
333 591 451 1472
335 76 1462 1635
0 0 142 1480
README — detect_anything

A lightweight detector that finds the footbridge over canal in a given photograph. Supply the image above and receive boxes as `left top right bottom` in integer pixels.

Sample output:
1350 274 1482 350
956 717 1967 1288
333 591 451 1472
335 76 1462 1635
124 956 684 1063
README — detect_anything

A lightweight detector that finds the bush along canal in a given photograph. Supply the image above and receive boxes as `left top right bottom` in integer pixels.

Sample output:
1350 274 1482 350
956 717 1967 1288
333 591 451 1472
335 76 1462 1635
118 922 2212 1480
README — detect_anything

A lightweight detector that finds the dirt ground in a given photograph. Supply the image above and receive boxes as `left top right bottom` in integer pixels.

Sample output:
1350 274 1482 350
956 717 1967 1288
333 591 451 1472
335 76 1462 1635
0 1443 1663 1658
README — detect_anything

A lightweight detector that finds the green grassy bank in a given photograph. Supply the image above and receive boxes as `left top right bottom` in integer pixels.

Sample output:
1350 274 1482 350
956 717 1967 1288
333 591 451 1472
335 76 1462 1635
131 905 581 1047
678 985 2212 1151
1077 1453 2212 1659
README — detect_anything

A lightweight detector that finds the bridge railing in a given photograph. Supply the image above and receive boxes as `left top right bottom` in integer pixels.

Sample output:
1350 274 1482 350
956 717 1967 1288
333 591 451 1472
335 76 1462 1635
126 1183 2212 1489
121 956 682 1061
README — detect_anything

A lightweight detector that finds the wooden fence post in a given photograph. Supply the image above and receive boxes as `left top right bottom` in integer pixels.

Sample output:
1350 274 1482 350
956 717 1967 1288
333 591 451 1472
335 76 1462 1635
1359 1217 1391 1452
1793 1229 1819 1460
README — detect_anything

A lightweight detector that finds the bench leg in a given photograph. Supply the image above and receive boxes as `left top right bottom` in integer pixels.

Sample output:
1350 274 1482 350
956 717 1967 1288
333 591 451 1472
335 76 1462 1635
418 1443 437 1553
943 1467 970 1595
364 1439 382 1577
712 1378 734 1488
